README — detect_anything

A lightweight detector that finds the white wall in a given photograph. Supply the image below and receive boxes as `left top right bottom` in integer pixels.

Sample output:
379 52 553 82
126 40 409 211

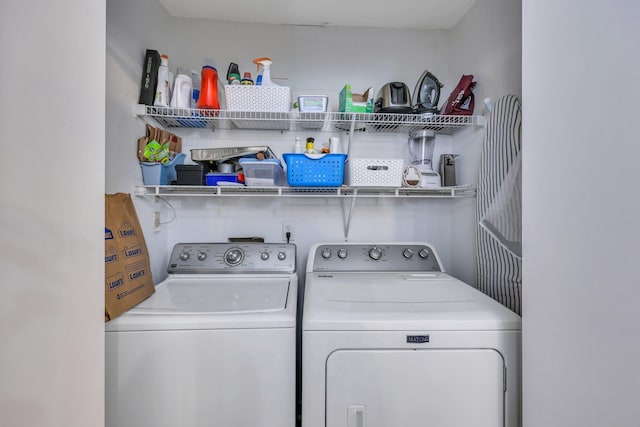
105 2 482 285
450 0 522 103
106 0 177 281
522 1 640 426
449 0 523 286
11 0 640 426
106 0 521 288
0 1 105 426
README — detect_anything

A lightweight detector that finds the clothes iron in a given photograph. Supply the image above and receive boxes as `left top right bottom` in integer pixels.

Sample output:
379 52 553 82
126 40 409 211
412 70 443 114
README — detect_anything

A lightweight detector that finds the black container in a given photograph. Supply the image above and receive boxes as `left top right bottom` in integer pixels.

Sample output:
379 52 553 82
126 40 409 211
138 49 161 106
176 164 206 185
439 154 458 187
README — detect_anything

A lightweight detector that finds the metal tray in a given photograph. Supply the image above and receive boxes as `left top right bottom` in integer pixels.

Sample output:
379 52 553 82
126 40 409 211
190 146 277 163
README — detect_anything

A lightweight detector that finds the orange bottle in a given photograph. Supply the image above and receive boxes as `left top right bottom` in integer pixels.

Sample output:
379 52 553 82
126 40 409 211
197 66 220 109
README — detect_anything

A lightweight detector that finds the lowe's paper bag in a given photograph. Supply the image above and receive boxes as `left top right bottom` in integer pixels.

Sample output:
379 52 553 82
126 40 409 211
104 193 155 321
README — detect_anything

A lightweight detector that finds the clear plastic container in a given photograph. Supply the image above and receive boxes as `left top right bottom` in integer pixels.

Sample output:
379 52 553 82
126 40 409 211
238 158 285 186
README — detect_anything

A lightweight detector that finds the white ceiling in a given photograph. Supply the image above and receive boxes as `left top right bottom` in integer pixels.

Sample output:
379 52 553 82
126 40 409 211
157 0 478 30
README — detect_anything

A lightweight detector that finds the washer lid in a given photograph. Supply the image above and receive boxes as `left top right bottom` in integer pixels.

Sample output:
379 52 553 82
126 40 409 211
137 277 290 313
303 272 520 331
106 275 296 331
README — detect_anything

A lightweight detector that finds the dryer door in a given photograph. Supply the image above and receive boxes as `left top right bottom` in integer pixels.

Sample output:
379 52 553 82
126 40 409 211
326 349 504 427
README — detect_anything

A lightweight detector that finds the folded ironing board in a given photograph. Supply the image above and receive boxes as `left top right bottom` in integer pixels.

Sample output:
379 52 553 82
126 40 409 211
476 94 522 314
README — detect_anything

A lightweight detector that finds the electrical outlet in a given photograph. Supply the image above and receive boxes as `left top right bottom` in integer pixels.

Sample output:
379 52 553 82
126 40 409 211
153 211 161 230
282 222 294 242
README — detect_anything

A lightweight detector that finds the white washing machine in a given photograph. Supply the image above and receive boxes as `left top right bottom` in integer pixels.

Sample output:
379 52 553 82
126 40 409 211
106 242 297 427
302 242 521 427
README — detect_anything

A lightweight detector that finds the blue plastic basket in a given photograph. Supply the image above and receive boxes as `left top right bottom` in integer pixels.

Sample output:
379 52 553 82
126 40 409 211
140 152 186 185
282 153 347 187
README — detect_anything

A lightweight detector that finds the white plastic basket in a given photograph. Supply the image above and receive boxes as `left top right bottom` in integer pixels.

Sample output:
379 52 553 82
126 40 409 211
346 158 404 187
224 85 291 112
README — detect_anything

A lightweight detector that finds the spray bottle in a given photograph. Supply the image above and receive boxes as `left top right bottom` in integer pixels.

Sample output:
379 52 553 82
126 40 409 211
252 57 279 87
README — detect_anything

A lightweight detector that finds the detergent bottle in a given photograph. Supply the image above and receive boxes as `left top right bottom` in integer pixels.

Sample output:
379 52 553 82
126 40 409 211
170 71 193 109
198 66 220 110
253 57 279 87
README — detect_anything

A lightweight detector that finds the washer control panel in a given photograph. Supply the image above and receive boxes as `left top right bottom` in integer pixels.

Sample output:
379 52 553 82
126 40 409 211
168 243 296 274
312 243 441 272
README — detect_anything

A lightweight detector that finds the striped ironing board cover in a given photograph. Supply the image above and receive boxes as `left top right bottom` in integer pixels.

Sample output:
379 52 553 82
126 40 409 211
476 94 522 314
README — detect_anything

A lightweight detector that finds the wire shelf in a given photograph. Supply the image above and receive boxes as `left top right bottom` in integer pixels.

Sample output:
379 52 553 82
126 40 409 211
136 105 484 135
134 185 476 198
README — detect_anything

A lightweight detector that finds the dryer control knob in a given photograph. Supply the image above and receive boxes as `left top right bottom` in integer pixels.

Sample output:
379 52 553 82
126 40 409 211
321 248 332 259
337 248 348 259
418 248 430 259
197 251 207 261
278 251 286 261
179 252 190 261
368 247 382 260
403 248 414 259
224 248 244 265
260 251 270 261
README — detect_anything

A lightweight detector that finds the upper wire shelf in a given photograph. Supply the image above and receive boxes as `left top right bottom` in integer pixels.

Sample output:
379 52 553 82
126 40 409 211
135 105 485 135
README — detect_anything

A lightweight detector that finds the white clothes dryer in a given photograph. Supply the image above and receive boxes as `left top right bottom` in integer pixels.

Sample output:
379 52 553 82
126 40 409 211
302 242 521 427
106 242 297 427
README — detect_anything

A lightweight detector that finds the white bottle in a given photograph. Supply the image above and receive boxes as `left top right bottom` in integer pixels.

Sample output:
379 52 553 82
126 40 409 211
168 71 174 102
329 136 341 154
294 137 302 153
154 54 170 107
190 70 200 109
170 73 193 109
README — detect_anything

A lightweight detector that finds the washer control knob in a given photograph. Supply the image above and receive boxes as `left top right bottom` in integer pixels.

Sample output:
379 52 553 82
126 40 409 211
260 251 270 261
224 248 244 266
337 248 348 259
368 247 382 260
321 248 332 259
278 251 287 261
179 252 190 261
197 251 207 261
402 248 414 259
418 248 430 259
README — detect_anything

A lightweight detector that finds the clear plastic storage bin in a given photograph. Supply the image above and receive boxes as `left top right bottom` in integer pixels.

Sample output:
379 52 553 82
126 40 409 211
239 158 286 186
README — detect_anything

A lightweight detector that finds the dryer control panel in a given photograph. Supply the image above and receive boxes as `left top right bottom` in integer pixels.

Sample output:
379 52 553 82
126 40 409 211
168 242 296 274
311 243 442 272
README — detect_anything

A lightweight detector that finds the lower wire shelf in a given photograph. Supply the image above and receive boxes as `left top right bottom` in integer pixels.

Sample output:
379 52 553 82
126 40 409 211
134 185 476 198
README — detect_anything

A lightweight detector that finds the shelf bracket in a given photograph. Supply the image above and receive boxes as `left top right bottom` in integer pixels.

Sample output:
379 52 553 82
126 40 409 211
341 190 358 241
346 115 357 156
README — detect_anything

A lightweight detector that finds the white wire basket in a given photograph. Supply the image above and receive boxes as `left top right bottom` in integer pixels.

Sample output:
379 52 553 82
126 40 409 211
224 85 291 112
346 158 405 187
